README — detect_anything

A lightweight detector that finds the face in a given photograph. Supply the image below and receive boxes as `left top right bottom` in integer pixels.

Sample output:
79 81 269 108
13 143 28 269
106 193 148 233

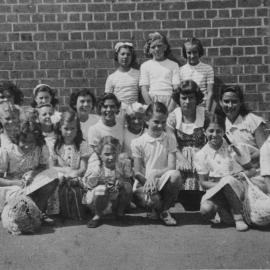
61 120 77 144
18 133 36 154
0 90 14 104
38 106 53 126
185 43 200 66
100 99 118 126
205 123 224 150
100 144 117 170
220 92 241 122
117 47 132 69
35 91 52 106
149 39 167 61
76 95 93 116
179 93 197 112
127 112 144 134
147 112 167 138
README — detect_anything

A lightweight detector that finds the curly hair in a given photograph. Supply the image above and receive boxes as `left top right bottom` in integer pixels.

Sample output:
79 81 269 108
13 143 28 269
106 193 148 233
0 81 24 105
69 89 97 112
31 84 58 108
114 43 139 69
54 109 83 152
97 136 121 156
96 93 121 115
144 32 172 59
182 37 204 59
19 120 45 148
172 80 204 106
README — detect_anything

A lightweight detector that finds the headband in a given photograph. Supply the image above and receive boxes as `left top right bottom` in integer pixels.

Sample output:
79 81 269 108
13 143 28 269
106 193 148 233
114 42 133 53
126 102 148 115
33 84 52 96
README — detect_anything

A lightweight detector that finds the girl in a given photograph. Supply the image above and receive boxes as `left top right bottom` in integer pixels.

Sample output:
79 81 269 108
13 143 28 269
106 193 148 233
87 93 124 149
140 32 180 111
82 136 133 228
31 84 61 124
49 110 92 219
194 113 256 231
69 89 100 142
167 80 206 210
105 42 140 111
218 85 267 166
0 81 24 107
180 37 214 112
123 102 147 157
131 102 182 226
0 116 58 224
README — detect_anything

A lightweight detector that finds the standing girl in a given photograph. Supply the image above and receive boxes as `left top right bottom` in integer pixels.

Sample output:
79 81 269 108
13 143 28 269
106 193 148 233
131 102 182 226
180 37 214 111
194 113 256 231
82 136 133 228
31 84 61 124
140 32 180 111
105 42 140 111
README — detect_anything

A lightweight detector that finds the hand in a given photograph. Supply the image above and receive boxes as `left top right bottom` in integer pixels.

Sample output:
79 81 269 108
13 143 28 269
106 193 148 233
177 153 192 172
22 170 35 186
64 169 79 179
143 173 157 194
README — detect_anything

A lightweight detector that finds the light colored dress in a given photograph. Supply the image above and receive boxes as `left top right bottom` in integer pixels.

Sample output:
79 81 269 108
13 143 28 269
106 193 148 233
80 113 100 143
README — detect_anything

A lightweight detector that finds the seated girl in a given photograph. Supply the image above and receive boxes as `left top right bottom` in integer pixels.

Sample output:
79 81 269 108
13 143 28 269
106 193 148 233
82 136 133 228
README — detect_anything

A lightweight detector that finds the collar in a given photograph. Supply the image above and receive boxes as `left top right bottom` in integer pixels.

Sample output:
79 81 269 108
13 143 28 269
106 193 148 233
225 114 244 131
144 132 166 143
186 61 201 68
206 139 228 158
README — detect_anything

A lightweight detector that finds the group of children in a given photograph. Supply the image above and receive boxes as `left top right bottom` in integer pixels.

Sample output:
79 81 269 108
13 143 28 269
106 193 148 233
0 32 269 235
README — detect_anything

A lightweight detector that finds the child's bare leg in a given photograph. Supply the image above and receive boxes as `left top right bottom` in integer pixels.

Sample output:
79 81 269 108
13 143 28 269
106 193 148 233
115 182 132 217
200 200 218 220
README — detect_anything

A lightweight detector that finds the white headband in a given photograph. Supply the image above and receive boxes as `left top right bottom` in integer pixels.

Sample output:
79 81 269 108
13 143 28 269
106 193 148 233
33 84 52 96
126 102 148 115
114 42 133 52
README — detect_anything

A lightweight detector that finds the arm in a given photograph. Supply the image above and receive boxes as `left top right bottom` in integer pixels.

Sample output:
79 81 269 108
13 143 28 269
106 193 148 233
254 123 267 150
198 174 216 190
206 83 214 112
263 176 270 194
0 178 23 187
152 151 176 178
141 85 152 105
241 162 257 178
133 156 147 185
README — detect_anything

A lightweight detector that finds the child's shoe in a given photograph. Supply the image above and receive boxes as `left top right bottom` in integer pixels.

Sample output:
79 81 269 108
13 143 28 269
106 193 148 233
41 213 55 226
87 218 102 228
235 219 249 232
160 211 177 226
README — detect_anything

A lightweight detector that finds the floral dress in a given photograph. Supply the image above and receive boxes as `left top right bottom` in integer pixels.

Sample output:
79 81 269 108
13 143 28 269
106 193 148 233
167 106 206 190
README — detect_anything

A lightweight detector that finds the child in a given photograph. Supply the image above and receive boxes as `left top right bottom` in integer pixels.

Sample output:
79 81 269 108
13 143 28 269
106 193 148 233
49 109 92 219
140 32 180 111
260 135 270 194
131 102 182 226
180 37 214 111
88 93 124 149
0 81 24 107
82 136 133 228
0 117 59 224
123 102 147 157
105 42 140 111
31 84 61 124
69 89 100 142
194 113 256 231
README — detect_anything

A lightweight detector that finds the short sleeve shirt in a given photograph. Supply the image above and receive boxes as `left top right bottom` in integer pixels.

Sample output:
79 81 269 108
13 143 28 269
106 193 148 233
260 136 270 176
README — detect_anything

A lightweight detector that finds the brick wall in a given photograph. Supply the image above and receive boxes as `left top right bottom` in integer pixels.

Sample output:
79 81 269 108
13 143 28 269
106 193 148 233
0 0 269 119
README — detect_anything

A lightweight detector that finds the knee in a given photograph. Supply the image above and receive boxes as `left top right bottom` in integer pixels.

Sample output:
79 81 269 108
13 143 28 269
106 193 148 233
168 170 182 186
200 200 217 219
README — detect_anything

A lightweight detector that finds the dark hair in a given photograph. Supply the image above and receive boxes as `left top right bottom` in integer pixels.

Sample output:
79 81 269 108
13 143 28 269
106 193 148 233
19 120 45 148
145 102 168 120
54 109 83 153
96 93 121 115
0 81 24 105
144 32 172 59
31 85 58 108
97 136 121 156
69 89 96 112
182 37 204 59
218 85 250 117
204 112 225 131
172 80 204 106
114 44 139 69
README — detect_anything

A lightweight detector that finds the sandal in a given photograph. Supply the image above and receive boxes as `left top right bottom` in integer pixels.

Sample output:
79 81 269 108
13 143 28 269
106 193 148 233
235 219 249 232
87 218 102 228
160 211 177 226
41 213 55 226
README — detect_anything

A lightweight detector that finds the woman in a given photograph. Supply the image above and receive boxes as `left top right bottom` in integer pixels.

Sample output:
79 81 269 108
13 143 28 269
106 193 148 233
217 85 267 166
167 80 206 210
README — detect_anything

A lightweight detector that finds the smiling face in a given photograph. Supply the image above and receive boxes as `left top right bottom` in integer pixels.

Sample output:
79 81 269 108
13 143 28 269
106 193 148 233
38 106 53 126
219 92 241 123
205 123 224 150
100 144 117 170
61 119 77 145
184 42 200 66
76 95 93 117
149 39 167 61
117 47 132 70
100 99 118 126
18 133 36 154
127 112 144 134
179 92 197 113
147 112 167 138
35 91 52 107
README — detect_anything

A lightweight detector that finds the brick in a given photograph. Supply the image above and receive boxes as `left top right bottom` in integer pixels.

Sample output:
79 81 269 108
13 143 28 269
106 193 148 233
239 56 262 65
22 71 34 78
137 3 159 10
64 41 87 50
70 32 82 40
0 5 11 13
88 41 111 49
232 28 243 36
63 4 86 12
131 12 142 20
45 14 56 22
72 70 84 78
69 14 80 22
10 52 21 61
38 23 61 31
212 0 236 8
10 71 21 79
106 13 117 21
0 61 13 70
45 33 57 41
0 15 6 23
219 10 230 18
213 38 236 46
231 9 243 17
94 13 105 21
244 28 255 36
63 23 86 31
245 93 263 102
8 33 19 42
143 12 154 20
218 75 237 84
7 14 18 23
257 65 268 74
71 51 83 59
214 57 237 65
39 42 63 51
58 33 69 41
21 33 32 41
0 52 9 61
219 29 231 37
137 21 161 30
119 31 132 40
238 0 261 7
161 2 185 10
194 10 205 19
32 14 43 23
113 22 135 30
13 5 36 13
112 3 136 11
0 24 11 32
239 38 262 46
14 42 37 51
47 70 59 78
88 4 110 12
15 61 38 70
22 52 34 60
182 30 194 38
212 19 236 27
35 52 46 60
82 14 92 21
0 71 9 80
257 8 268 17
38 4 61 13
239 75 262 83
257 46 268 54
207 48 218 56
162 21 185 29
40 61 64 69
13 24 36 32
88 22 110 30
244 9 255 17
220 47 231 56
65 60 88 69
82 32 94 40
239 18 261 26
187 20 210 28
194 29 205 38
181 11 192 19
244 65 256 74
232 47 244 56
206 10 217 18
107 32 118 40
219 66 231 75
66 79 88 87
207 29 218 37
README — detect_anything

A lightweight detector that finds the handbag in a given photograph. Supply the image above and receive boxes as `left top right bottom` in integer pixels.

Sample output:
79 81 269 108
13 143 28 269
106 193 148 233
241 173 270 226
